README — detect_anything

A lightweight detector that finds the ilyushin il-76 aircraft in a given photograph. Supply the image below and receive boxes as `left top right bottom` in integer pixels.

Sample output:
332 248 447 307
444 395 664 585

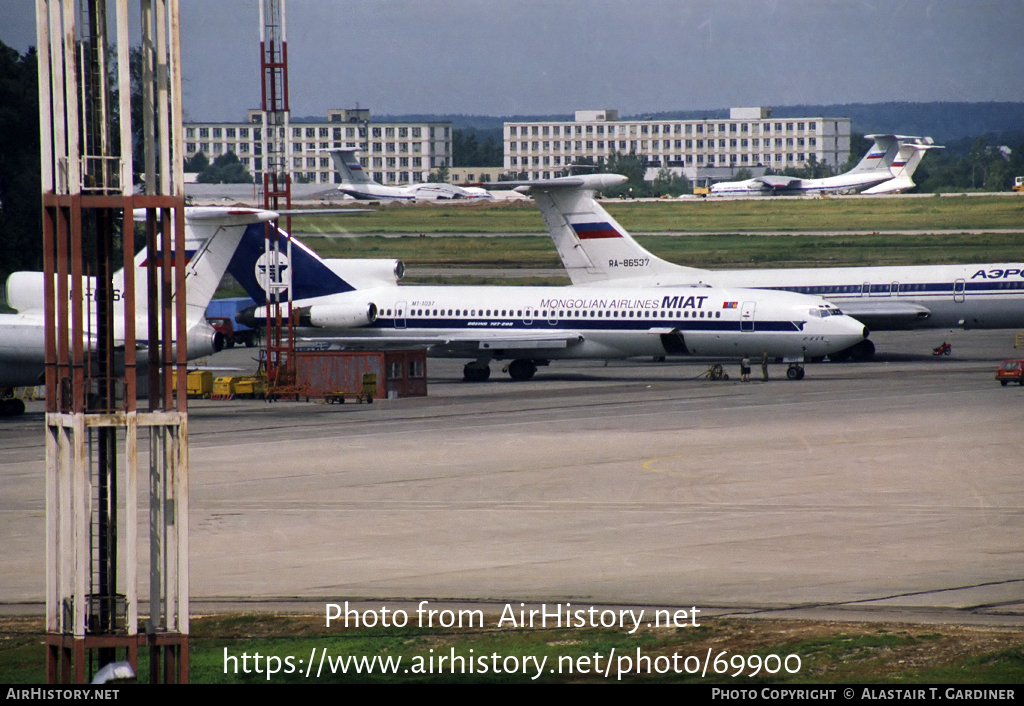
521 174 1024 361
710 135 942 196
0 208 277 416
227 178 867 382
327 149 492 201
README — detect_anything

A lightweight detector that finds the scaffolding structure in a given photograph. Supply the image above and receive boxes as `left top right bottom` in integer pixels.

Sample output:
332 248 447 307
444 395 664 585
259 0 300 398
37 0 190 683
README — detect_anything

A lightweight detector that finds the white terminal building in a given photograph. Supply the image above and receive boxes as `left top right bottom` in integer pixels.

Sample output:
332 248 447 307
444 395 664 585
504 107 852 181
184 109 453 186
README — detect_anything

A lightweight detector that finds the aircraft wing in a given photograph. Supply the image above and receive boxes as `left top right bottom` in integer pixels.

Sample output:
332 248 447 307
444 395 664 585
298 329 587 355
834 300 932 330
486 174 628 192
755 175 801 189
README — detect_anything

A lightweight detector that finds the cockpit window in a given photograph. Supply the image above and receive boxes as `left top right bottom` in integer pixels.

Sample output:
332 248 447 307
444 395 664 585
810 306 844 318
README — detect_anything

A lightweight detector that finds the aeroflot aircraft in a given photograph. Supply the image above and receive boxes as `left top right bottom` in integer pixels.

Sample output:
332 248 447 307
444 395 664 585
327 149 492 201
226 211 867 382
710 135 942 196
0 208 277 415
522 174 1024 361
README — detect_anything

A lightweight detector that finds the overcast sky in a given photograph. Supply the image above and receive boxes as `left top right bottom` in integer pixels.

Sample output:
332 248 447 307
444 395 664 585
3 0 1022 121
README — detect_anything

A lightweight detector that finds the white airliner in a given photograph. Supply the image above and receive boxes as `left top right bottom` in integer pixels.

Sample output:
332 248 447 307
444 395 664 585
521 174 1024 361
327 149 492 201
710 135 942 196
0 208 277 416
226 178 867 382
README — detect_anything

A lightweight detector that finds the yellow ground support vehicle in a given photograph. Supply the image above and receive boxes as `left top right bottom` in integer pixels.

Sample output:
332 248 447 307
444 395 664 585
211 375 267 400
323 373 378 404
171 370 214 399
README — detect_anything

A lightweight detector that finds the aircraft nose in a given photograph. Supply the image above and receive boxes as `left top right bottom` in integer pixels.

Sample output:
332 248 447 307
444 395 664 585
826 314 869 344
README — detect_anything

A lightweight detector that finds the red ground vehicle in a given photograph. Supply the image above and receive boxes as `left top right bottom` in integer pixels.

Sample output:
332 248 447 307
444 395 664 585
996 360 1024 386
206 316 258 348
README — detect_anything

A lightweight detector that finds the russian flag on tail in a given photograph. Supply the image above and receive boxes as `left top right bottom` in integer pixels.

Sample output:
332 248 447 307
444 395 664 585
571 222 622 240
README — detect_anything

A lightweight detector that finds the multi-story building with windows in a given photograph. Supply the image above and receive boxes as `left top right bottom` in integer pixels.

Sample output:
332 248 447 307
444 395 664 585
184 109 453 186
504 107 851 181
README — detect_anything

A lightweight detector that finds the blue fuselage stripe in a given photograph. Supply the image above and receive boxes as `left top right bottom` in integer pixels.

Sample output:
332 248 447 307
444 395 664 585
367 318 802 333
763 281 1024 297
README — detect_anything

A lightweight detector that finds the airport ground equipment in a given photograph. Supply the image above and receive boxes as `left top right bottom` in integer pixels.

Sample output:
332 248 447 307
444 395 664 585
705 364 729 380
211 375 268 400
172 370 214 399
295 351 386 401
932 342 952 356
1014 177 1024 193
996 360 1024 386
324 373 379 404
205 296 259 347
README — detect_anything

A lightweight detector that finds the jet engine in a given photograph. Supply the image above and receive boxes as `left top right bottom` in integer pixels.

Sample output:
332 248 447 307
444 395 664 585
323 259 405 288
185 322 226 358
301 301 378 329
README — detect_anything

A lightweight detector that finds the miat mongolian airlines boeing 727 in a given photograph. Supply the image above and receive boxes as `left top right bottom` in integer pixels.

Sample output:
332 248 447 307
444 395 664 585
519 174 1024 361
227 182 867 382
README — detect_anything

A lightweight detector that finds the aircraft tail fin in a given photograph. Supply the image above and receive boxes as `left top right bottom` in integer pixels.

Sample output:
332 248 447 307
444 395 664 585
848 134 900 174
889 137 943 179
226 222 356 305
327 149 374 186
507 174 706 285
117 208 278 327
861 138 944 194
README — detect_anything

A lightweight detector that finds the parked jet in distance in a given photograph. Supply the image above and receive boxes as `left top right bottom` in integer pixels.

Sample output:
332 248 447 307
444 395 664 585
227 181 867 382
521 174 1024 361
709 135 942 196
0 208 278 416
327 149 492 201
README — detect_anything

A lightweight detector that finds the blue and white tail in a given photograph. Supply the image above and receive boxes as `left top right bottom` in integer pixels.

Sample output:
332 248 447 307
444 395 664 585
226 222 356 305
327 149 373 186
516 174 706 286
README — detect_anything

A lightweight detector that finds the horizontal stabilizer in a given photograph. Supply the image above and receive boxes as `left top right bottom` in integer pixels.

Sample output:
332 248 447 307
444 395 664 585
487 174 627 192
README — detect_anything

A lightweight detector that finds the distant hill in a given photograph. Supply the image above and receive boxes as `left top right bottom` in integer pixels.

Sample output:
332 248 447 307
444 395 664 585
766 103 1024 145
363 102 1024 148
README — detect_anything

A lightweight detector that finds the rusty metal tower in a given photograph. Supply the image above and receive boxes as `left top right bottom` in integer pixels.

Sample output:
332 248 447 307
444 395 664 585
259 0 299 397
37 0 190 683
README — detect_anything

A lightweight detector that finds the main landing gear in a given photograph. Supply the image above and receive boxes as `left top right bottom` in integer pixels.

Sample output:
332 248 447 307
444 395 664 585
463 358 547 382
463 361 491 382
786 364 806 380
0 388 26 417
504 359 538 381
